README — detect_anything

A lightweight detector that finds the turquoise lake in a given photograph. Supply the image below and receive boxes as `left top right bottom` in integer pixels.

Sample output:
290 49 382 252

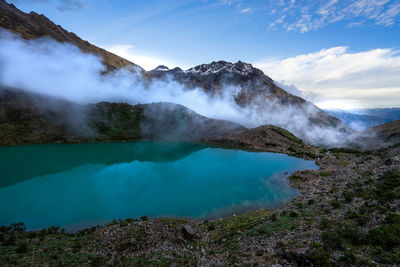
0 142 318 231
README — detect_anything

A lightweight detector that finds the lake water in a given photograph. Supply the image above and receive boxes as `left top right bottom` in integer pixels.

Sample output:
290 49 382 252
0 142 318 231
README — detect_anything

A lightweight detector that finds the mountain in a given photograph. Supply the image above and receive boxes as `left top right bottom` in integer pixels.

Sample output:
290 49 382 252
361 108 400 122
325 109 400 131
0 0 354 148
148 62 352 145
0 0 136 71
362 120 400 146
148 61 341 127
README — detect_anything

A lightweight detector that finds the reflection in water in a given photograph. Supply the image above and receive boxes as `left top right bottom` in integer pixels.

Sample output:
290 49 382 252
0 141 205 188
0 142 318 231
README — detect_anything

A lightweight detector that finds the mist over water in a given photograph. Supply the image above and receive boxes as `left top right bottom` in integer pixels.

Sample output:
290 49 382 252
0 30 366 147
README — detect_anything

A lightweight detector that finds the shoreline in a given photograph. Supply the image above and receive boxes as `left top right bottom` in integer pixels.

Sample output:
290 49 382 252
0 143 399 265
0 141 319 233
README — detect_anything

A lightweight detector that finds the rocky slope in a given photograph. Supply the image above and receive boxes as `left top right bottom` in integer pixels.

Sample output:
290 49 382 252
0 0 136 71
345 119 400 149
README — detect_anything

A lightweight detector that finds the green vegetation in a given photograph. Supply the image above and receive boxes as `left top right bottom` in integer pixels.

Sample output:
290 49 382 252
329 147 372 156
307 170 400 265
255 212 300 237
270 126 303 143
320 171 332 177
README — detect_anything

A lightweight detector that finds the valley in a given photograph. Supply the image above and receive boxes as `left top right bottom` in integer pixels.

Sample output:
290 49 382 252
0 0 400 266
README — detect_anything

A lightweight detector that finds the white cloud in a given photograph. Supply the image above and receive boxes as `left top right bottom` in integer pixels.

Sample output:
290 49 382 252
56 0 85 12
268 0 400 33
105 44 177 71
253 46 400 108
240 8 252 14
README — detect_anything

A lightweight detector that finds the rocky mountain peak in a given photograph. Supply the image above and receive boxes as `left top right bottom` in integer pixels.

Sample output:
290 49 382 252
186 60 255 76
154 65 170 71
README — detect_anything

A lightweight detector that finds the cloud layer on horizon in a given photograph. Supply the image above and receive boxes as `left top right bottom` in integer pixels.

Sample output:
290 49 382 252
254 46 400 109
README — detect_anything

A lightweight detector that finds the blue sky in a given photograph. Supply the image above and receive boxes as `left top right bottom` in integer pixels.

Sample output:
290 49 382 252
6 0 400 108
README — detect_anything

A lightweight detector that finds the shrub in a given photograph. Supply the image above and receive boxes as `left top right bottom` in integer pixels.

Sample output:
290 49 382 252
320 171 332 177
0 226 12 233
345 211 370 226
338 225 365 246
321 231 343 250
306 243 331 266
366 224 400 250
11 222 26 233
385 213 400 224
329 200 341 209
16 242 28 253
375 170 400 203
342 191 354 203
3 234 16 246
319 217 333 230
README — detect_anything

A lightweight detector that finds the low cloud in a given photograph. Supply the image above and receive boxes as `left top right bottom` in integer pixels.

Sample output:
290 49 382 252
0 30 377 147
253 46 400 109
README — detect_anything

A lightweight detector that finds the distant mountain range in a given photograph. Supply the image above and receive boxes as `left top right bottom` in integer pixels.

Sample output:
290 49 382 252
325 109 400 131
0 0 399 149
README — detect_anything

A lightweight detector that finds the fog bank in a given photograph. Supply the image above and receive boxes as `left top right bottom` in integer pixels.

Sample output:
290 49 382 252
0 30 369 147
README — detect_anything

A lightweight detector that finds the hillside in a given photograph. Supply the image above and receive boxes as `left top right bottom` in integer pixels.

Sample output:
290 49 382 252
0 0 136 71
365 119 400 145
0 88 317 158
325 108 400 130
0 88 245 145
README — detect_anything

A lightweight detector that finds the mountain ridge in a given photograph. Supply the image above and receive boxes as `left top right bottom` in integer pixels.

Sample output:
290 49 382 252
0 0 137 71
